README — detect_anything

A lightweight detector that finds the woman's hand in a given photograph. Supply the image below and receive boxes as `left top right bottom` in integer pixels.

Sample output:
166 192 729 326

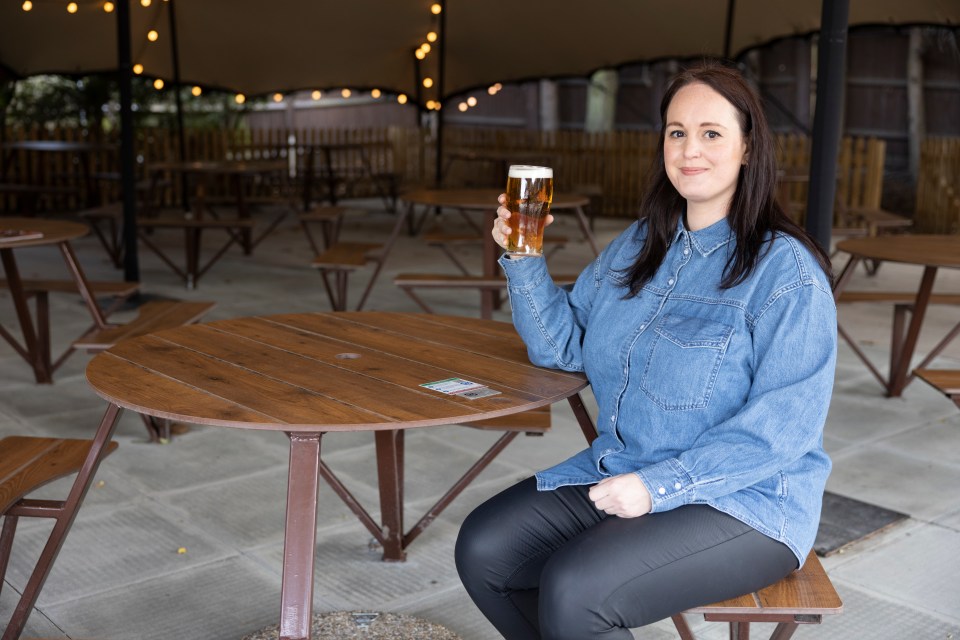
588 473 653 518
492 193 554 251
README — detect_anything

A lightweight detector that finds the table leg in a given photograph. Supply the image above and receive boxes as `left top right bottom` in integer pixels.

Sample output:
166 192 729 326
374 429 406 561
1 248 50 383
887 266 938 397
58 241 108 329
571 205 600 256
279 432 323 640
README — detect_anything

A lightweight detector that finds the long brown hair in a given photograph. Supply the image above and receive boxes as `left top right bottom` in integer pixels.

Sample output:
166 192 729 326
624 61 832 295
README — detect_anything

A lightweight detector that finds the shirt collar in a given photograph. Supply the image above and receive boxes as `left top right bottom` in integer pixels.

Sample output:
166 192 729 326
676 215 735 256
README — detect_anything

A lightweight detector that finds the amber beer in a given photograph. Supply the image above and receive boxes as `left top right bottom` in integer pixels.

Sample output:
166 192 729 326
505 165 554 255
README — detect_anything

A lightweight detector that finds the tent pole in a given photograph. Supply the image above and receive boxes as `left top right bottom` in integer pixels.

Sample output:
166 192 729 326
806 0 849 253
434 0 446 187
167 0 189 211
116 0 140 283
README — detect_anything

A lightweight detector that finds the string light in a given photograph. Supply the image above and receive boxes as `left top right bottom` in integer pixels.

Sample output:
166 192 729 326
421 43 431 54
133 64 144 74
273 93 283 103
426 100 436 110
147 29 159 42
311 90 322 100
67 2 78 14
397 94 408 105
427 31 438 43
341 88 351 98
21 0 32 11
434 102 442 110
415 49 426 61
141 0 151 5
431 3 442 15
153 78 164 90
103 1 114 12
458 102 468 112
467 97 477 107
235 94 246 105
191 86 202 96
423 77 434 88
371 89 382 99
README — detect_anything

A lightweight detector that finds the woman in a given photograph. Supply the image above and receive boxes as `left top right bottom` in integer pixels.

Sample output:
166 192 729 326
455 62 837 640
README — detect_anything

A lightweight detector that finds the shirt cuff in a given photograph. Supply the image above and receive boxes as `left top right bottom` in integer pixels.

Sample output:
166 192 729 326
635 458 695 512
499 253 548 286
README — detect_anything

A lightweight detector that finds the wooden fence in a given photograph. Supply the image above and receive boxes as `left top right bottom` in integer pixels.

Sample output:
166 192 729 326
2 124 891 220
915 137 960 234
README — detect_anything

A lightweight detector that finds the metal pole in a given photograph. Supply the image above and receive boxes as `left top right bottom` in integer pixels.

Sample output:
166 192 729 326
723 0 736 59
167 0 189 211
434 1 446 187
805 0 850 253
117 0 140 282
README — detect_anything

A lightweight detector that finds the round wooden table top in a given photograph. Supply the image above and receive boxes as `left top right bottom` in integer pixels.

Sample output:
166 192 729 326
836 234 960 269
0 217 88 249
149 159 287 175
86 311 588 432
400 188 589 210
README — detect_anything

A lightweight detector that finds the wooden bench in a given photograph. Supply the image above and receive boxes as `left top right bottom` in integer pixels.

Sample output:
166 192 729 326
422 228 568 274
836 291 960 305
72 300 215 352
671 551 843 639
1 435 119 639
393 273 580 317
310 242 385 311
914 368 960 409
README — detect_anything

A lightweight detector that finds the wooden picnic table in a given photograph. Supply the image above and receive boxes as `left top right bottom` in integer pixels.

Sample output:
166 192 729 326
833 234 960 397
85 310 595 640
1 140 117 212
0 217 112 382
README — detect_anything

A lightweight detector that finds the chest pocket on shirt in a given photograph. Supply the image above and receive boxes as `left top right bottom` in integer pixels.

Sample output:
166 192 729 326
639 314 734 411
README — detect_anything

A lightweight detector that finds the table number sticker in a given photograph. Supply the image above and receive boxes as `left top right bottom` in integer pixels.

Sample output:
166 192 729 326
420 377 500 399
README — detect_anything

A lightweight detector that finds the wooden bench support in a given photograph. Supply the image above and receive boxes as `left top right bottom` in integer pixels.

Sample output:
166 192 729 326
0 278 140 377
914 369 960 410
0 426 120 640
298 205 349 254
670 551 842 640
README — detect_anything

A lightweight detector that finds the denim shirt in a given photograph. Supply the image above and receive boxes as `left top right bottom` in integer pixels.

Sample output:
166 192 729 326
499 216 837 564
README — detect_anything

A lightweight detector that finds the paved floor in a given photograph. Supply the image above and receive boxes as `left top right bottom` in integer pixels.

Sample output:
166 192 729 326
1 200 959 639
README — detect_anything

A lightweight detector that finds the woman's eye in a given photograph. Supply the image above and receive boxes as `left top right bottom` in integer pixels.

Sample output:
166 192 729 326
704 130 721 139
668 130 684 138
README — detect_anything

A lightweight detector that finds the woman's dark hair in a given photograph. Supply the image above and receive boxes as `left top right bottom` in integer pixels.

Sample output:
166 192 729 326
623 61 833 294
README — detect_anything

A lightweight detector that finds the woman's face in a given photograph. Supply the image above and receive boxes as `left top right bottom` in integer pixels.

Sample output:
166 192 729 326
663 82 747 221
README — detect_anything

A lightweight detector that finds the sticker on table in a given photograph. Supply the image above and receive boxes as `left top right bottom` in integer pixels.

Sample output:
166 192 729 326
420 377 501 399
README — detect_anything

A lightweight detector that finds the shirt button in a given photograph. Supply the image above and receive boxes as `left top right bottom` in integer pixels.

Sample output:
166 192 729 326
610 416 616 422
683 248 690 255
668 278 675 286
639 324 646 330
674 482 682 490
657 487 666 495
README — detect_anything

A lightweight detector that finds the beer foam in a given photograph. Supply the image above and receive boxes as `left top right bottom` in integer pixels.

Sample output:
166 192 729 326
508 165 553 179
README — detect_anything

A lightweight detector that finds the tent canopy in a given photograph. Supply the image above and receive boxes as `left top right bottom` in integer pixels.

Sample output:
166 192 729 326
0 0 955 101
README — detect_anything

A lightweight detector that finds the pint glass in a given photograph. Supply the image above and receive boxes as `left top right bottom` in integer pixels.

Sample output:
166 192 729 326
505 165 554 256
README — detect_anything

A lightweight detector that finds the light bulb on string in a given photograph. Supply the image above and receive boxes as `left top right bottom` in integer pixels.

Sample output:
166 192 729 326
423 78 433 89
67 2 78 14
103 1 114 12
235 94 246 105
141 0 151 6
133 64 144 75
431 3 441 15
153 78 164 90
191 86 202 96
397 94 408 105
311 90 322 100
421 43 431 54
415 49 426 60
467 97 477 107
458 102 467 112
371 89 381 99
426 100 436 110
273 93 283 103
147 30 159 42
341 88 351 98
21 1 32 12
427 31 437 43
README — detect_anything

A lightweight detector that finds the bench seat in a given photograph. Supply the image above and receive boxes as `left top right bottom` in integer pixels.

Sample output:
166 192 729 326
914 368 960 409
73 300 215 351
0 278 139 299
310 242 385 311
836 291 960 305
672 551 842 639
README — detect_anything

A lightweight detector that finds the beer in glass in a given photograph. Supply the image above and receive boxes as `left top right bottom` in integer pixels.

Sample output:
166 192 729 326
505 165 554 256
